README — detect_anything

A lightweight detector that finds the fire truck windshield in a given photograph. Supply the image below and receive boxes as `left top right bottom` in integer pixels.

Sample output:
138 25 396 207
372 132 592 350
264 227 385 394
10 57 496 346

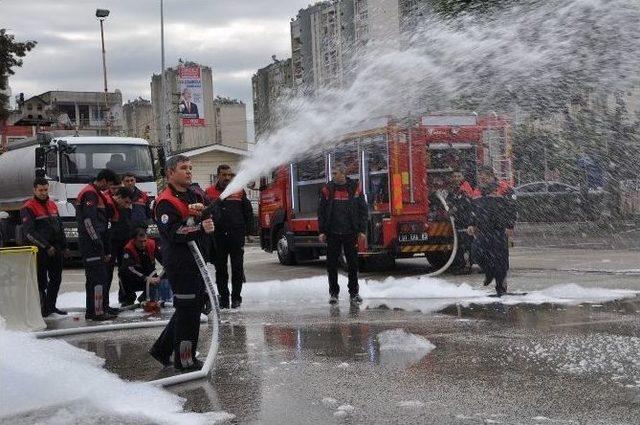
60 144 155 183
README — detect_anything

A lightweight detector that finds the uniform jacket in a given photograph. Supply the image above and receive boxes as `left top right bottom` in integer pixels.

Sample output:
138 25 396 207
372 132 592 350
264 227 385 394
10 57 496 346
20 197 67 250
318 178 368 235
119 238 161 285
75 184 110 255
205 184 254 235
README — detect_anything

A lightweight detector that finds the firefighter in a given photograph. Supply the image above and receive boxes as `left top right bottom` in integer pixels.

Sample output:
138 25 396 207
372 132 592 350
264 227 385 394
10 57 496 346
318 163 368 305
76 168 119 320
149 155 215 370
21 177 69 317
122 172 151 228
119 226 161 306
103 185 133 306
205 164 253 309
467 166 517 296
447 170 475 273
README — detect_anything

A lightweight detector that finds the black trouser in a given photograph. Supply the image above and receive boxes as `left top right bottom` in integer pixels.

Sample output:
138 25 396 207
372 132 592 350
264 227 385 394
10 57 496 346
79 236 109 316
326 233 359 297
107 239 127 304
151 266 204 368
214 230 245 305
452 231 473 270
36 249 63 313
120 277 146 304
472 229 510 292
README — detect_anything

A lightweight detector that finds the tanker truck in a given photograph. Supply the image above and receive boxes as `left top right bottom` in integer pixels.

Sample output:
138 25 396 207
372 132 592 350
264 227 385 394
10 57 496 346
0 133 161 255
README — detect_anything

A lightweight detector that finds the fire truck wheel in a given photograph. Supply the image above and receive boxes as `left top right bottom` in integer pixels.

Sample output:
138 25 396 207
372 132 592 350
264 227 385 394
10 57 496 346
276 228 297 266
426 251 452 270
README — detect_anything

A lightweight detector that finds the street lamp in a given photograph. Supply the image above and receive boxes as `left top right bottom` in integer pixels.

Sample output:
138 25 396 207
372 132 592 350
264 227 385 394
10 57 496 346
96 8 110 135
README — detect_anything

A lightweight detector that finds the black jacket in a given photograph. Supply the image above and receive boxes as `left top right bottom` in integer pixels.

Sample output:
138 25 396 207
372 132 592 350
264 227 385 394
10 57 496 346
318 178 368 235
20 197 67 251
155 185 211 283
76 184 110 255
205 184 254 235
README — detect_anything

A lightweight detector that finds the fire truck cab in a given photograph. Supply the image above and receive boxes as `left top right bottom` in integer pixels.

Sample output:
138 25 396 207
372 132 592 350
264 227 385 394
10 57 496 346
258 114 512 270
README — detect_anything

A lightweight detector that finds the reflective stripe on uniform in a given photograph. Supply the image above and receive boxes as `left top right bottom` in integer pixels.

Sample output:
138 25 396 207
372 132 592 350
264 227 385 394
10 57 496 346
174 294 196 300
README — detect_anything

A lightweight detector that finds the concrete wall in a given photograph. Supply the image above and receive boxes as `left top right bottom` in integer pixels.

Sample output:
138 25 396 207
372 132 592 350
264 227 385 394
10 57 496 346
190 151 245 188
215 103 247 150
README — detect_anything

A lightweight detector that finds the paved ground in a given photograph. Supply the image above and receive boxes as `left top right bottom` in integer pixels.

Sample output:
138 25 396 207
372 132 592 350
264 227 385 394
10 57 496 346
48 245 640 424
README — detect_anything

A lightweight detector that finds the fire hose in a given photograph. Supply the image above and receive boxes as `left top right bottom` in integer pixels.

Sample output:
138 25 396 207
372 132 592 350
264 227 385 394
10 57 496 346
422 191 459 277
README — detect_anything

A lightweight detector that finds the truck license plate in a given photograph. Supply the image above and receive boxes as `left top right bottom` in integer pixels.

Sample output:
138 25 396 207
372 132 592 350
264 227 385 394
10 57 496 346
399 233 429 243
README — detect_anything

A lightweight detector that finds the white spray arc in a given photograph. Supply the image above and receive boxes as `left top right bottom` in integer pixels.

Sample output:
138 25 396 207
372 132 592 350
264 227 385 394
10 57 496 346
221 0 640 199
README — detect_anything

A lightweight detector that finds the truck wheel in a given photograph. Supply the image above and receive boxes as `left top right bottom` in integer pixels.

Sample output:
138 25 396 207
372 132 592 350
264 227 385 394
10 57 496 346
426 251 452 270
276 229 297 266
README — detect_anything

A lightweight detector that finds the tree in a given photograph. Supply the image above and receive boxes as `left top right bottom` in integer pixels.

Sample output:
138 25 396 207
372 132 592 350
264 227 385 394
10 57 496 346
0 29 36 120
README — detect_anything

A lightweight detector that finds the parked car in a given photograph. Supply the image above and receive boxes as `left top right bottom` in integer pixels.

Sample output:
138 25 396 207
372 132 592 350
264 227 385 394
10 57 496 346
514 181 590 222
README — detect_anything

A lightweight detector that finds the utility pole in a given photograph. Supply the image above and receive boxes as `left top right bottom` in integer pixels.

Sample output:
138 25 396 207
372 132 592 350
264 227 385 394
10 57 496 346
160 0 171 154
96 9 110 135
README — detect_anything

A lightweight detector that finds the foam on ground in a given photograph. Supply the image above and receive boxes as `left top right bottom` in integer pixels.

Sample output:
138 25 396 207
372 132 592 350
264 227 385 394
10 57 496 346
238 275 638 312
0 325 233 424
377 329 436 368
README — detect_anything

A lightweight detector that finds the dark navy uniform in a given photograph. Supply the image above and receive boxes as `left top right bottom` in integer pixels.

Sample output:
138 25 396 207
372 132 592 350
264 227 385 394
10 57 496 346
318 178 368 298
119 238 160 304
130 186 151 229
104 190 133 305
447 182 475 272
150 184 209 369
470 183 517 295
75 184 111 317
205 184 253 308
20 197 67 315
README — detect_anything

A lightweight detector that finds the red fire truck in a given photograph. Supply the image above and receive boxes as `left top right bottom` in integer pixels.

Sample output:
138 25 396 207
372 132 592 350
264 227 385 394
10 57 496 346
258 114 513 270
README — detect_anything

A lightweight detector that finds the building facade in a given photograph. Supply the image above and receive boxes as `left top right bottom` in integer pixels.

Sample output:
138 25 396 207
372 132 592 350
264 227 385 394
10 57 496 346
251 57 293 140
150 63 217 153
214 97 248 150
11 90 123 134
122 98 155 144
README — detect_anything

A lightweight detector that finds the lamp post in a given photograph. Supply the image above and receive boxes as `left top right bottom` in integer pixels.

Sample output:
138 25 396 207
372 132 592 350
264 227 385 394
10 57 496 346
160 0 171 154
96 8 110 135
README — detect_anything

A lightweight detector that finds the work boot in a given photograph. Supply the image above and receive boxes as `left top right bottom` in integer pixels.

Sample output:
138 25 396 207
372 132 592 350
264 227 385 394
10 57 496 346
52 307 68 315
495 279 508 296
85 313 116 321
106 306 121 316
176 358 204 371
350 294 363 305
231 299 242 309
329 295 339 305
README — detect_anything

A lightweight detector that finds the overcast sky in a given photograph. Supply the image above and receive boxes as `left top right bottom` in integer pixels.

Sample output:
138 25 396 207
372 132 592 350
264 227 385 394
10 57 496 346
0 0 310 121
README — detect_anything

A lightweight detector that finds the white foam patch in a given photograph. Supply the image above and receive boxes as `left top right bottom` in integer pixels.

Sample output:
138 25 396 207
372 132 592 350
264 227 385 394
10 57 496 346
0 327 233 424
377 329 436 368
56 291 120 310
239 275 638 312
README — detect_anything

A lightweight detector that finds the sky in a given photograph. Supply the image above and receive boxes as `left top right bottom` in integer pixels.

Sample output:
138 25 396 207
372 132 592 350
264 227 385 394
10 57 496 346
0 0 311 123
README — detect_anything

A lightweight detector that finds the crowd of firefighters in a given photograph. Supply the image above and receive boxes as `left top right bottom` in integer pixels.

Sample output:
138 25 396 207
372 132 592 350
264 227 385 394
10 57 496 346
20 153 514 371
20 155 253 370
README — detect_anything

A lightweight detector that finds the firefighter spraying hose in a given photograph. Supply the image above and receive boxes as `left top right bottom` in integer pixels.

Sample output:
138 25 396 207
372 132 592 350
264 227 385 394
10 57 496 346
149 204 221 388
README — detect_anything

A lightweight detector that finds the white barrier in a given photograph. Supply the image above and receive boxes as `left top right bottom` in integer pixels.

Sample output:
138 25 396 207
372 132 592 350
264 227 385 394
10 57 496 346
0 247 46 331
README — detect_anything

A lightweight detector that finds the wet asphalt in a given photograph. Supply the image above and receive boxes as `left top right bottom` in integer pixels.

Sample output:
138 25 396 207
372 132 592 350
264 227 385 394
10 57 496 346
34 245 640 424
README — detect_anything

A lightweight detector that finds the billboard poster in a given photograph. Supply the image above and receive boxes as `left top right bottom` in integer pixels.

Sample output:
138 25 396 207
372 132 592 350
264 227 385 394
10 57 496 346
178 66 205 127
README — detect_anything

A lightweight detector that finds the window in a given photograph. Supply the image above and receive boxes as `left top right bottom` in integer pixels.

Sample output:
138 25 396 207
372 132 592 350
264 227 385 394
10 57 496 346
61 144 154 183
295 152 326 215
45 149 58 180
333 141 359 177
363 136 389 205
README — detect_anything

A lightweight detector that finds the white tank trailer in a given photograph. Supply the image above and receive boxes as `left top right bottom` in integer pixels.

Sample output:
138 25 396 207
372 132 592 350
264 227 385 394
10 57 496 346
0 134 163 253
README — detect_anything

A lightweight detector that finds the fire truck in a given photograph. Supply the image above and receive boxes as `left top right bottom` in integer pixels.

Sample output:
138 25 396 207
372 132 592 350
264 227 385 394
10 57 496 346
258 114 513 270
